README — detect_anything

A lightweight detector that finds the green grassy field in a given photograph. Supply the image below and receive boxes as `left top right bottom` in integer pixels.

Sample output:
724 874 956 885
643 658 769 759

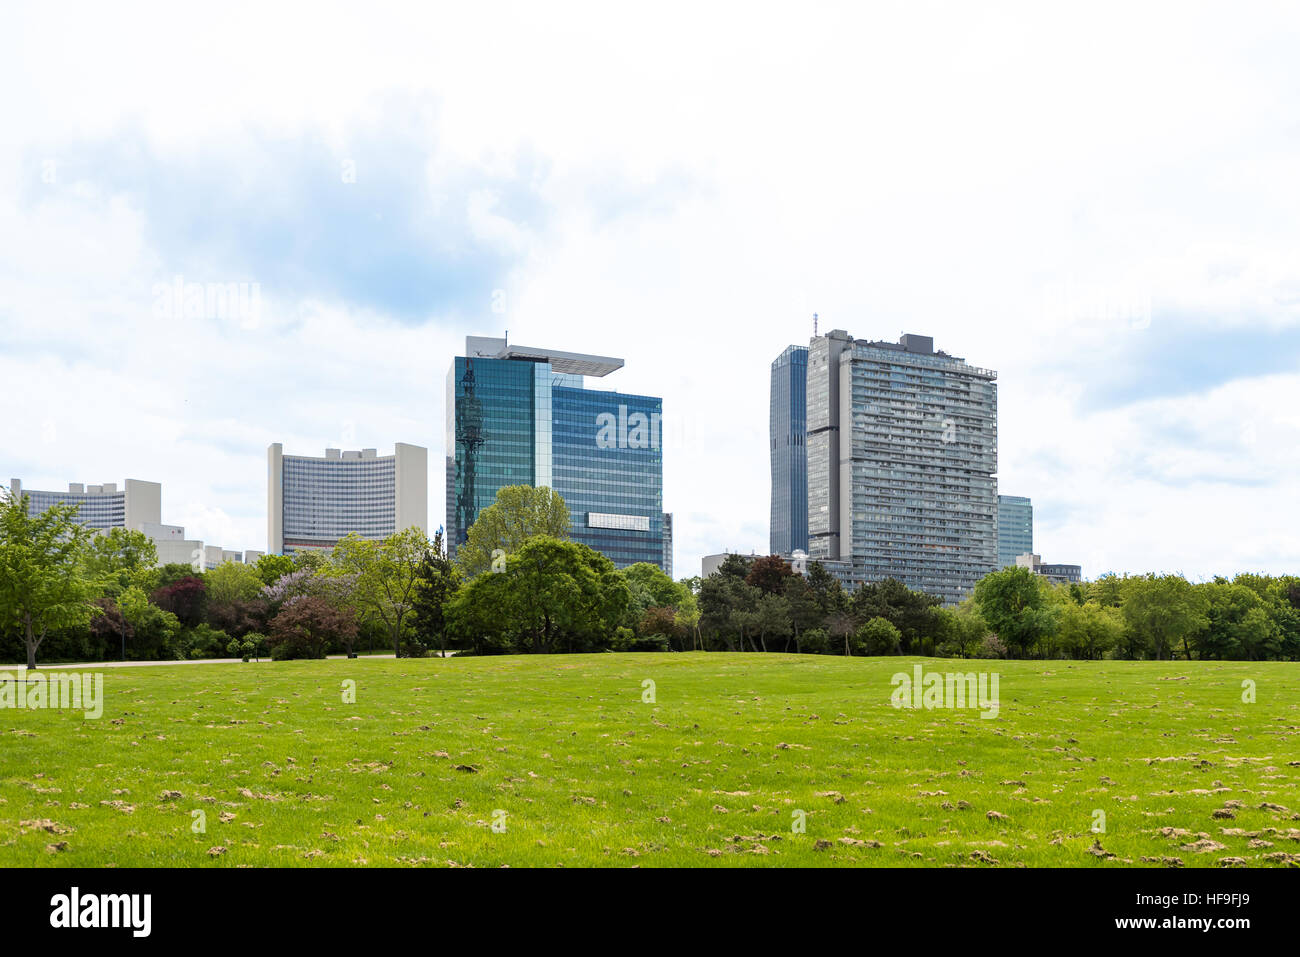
2 653 1298 867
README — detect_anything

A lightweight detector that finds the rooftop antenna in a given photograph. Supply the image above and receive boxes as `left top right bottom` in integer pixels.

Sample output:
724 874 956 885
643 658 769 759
813 312 819 337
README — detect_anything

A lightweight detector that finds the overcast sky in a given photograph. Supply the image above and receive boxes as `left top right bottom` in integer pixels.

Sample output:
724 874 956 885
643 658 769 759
3 1 1299 580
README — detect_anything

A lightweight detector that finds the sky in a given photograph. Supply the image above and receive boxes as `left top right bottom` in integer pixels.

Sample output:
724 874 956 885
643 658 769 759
2 1 1298 580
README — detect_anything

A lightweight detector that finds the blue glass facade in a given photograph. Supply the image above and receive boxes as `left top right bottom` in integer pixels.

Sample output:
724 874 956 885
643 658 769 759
997 495 1033 568
447 356 536 552
553 387 663 568
447 350 666 571
770 345 808 555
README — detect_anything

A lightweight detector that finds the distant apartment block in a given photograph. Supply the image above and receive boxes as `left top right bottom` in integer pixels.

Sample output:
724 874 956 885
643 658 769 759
997 495 1033 568
770 344 809 556
9 477 160 532
447 335 668 571
267 443 428 555
806 330 998 605
9 477 251 569
1015 553 1082 585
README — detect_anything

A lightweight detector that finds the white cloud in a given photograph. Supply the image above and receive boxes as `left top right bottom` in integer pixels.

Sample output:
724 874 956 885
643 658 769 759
3 1 1299 578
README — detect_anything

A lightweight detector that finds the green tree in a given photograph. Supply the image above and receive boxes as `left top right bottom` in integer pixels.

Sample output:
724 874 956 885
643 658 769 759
1120 574 1208 660
972 566 1059 658
456 485 570 577
254 553 295 586
857 616 902 655
753 593 791 652
673 589 703 650
331 526 429 658
0 489 98 668
1057 601 1124 660
84 527 159 597
1194 581 1280 661
117 585 182 660
622 562 687 631
204 561 264 606
412 530 460 658
851 577 943 654
507 537 630 654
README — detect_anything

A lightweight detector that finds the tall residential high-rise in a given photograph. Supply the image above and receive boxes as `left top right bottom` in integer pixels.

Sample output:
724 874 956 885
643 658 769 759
447 335 667 571
806 330 998 604
267 443 428 554
769 344 808 556
997 495 1033 568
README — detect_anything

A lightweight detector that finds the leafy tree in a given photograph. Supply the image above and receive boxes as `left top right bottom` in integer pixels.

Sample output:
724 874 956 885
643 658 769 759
446 570 516 655
715 553 753 580
456 485 570 577
203 561 268 638
156 563 203 589
973 566 1059 658
412 530 459 657
0 489 98 668
88 596 132 660
84 527 158 597
151 576 206 627
934 601 986 658
118 585 182 660
267 595 357 659
782 574 821 650
1120 574 1208 660
856 616 902 656
203 562 263 605
851 577 943 653
447 536 630 654
1056 601 1124 660
331 527 429 658
827 609 857 656
254 553 295 586
805 561 847 619
674 590 703 650
635 606 679 651
504 537 630 654
623 562 686 632
1195 581 1279 661
746 555 795 596
753 593 791 652
699 574 759 651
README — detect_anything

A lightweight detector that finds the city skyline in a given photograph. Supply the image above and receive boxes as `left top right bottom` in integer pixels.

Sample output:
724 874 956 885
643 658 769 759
4 4 1300 580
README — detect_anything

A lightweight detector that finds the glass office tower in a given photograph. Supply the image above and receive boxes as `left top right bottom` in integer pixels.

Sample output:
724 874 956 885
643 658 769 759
997 495 1033 568
769 344 808 556
807 330 998 605
447 336 667 571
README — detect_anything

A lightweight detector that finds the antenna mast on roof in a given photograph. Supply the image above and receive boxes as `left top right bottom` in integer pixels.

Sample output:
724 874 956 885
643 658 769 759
813 312 818 337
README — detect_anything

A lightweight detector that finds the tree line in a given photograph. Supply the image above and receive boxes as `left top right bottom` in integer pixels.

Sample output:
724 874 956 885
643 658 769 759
3 484 1297 664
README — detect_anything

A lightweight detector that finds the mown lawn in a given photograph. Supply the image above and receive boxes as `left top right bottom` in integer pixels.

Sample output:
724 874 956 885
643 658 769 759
1 653 1297 867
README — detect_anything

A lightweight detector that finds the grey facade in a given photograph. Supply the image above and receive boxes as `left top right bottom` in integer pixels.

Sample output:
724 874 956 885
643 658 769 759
9 477 160 532
806 330 998 605
997 495 1033 568
1015 553 1082 585
268 443 428 554
769 344 808 556
662 512 674 578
